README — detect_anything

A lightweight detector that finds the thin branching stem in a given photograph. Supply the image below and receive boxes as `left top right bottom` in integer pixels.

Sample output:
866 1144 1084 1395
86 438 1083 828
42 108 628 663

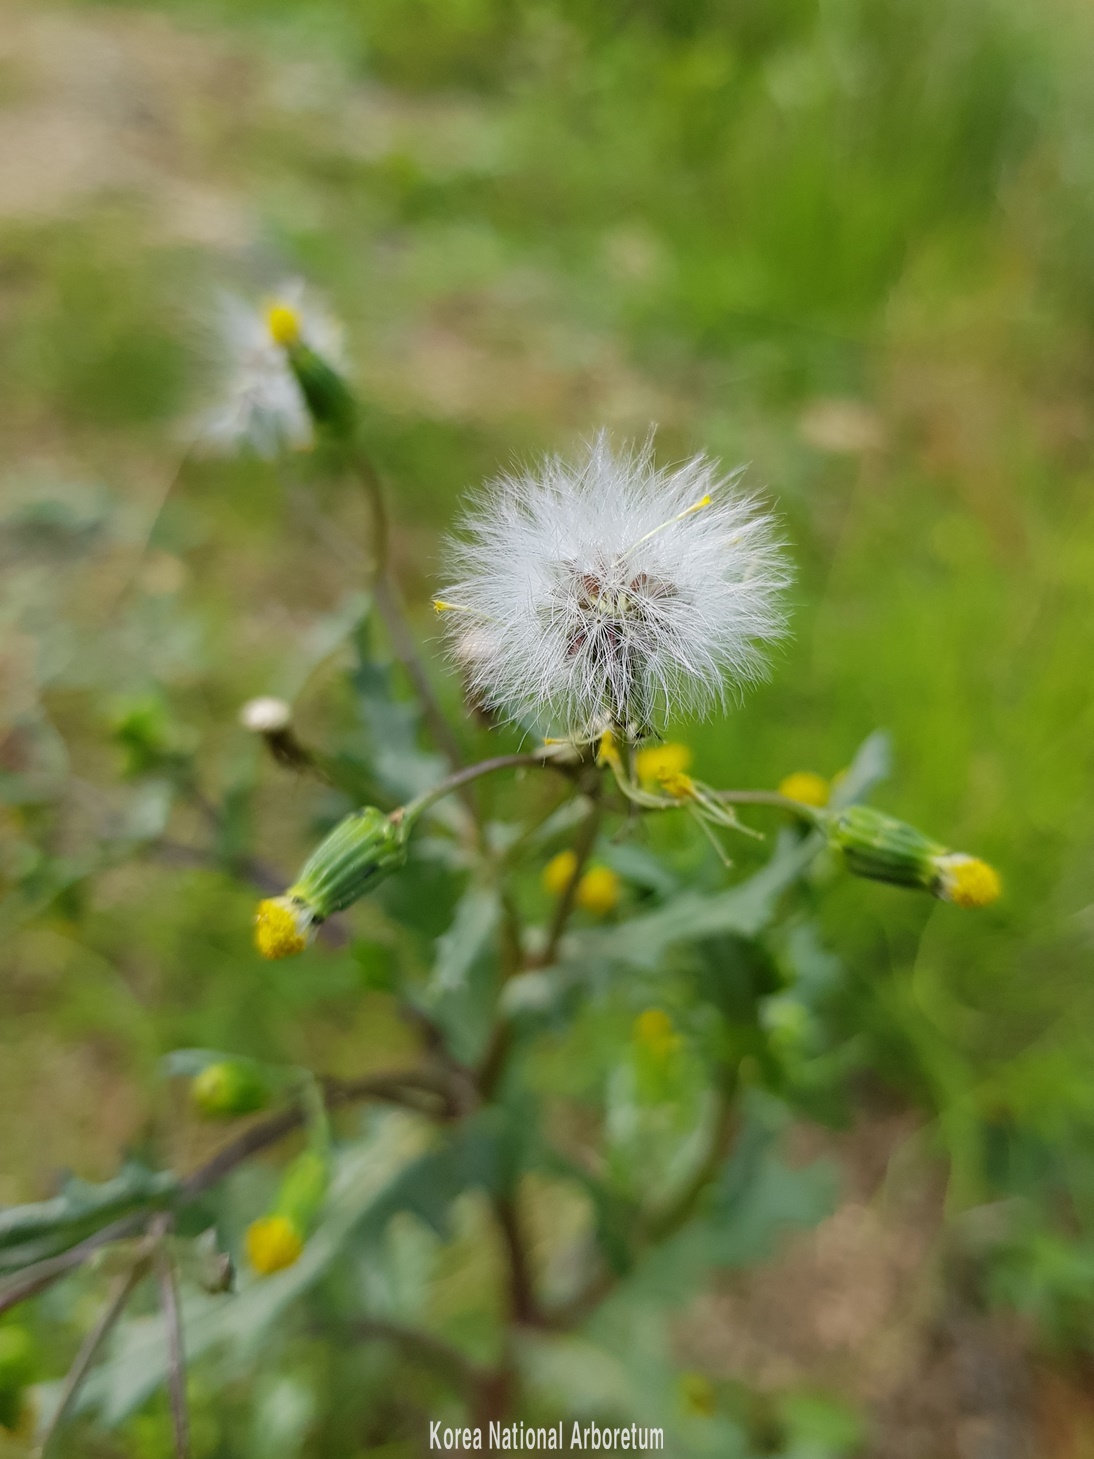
492 1194 542 1328
545 1073 740 1330
153 1221 191 1459
349 1318 484 1394
37 1242 155 1455
349 443 472 792
538 787 604 968
0 1069 459 1321
401 753 564 824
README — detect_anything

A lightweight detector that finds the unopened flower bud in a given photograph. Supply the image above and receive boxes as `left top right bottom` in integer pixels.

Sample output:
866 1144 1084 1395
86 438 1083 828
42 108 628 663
245 1147 329 1279
778 770 830 808
255 807 409 959
285 341 357 437
190 1061 269 1119
542 849 578 896
827 805 1000 908
576 864 621 916
291 806 408 917
246 1215 304 1276
274 1149 329 1231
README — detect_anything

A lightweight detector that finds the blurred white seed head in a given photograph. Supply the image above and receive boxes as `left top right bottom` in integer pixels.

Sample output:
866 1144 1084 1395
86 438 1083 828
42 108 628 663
436 435 790 741
195 279 345 458
240 696 293 734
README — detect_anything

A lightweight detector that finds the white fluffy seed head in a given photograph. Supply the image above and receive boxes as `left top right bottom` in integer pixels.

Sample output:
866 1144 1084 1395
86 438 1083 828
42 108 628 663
195 279 345 458
436 436 791 741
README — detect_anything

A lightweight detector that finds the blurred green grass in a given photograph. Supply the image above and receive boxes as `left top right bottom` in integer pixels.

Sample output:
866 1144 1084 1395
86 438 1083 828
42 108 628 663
4 0 1094 1396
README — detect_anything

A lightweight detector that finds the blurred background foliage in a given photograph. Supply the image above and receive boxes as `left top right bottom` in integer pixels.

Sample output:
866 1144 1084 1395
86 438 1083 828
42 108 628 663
4 0 1094 1452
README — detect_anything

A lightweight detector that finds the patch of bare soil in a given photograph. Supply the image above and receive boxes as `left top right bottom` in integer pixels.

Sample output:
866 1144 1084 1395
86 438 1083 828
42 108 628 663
673 1111 1087 1457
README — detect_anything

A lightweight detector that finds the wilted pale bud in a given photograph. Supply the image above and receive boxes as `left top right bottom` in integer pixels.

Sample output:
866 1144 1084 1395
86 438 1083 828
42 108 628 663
239 696 315 773
190 1060 270 1119
240 697 292 734
254 806 409 959
827 806 1000 908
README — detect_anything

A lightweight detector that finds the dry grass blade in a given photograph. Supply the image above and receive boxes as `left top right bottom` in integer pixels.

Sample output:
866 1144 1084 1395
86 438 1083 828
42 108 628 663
156 1242 191 1459
37 1247 153 1457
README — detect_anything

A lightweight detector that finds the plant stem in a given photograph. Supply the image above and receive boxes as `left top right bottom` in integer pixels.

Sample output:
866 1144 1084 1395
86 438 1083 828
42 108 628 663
493 1194 541 1327
713 788 821 819
153 1224 192 1459
349 443 471 789
642 1079 737 1241
537 788 604 968
350 1318 483 1394
545 1074 739 1329
38 1243 154 1454
401 753 563 824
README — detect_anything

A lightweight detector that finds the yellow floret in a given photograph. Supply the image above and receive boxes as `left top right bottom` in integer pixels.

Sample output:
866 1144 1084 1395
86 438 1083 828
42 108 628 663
265 301 302 348
633 1007 681 1060
576 864 621 916
658 770 696 800
254 897 310 960
596 728 623 773
935 854 1002 909
542 849 578 897
246 1215 304 1276
778 770 830 807
635 741 692 788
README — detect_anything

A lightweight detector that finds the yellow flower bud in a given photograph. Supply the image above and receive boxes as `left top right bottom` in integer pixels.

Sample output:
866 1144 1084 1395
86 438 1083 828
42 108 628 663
245 1215 304 1276
265 301 302 348
254 896 313 960
542 850 579 896
633 1008 681 1061
932 853 1001 909
576 864 621 916
635 742 693 788
778 770 830 808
